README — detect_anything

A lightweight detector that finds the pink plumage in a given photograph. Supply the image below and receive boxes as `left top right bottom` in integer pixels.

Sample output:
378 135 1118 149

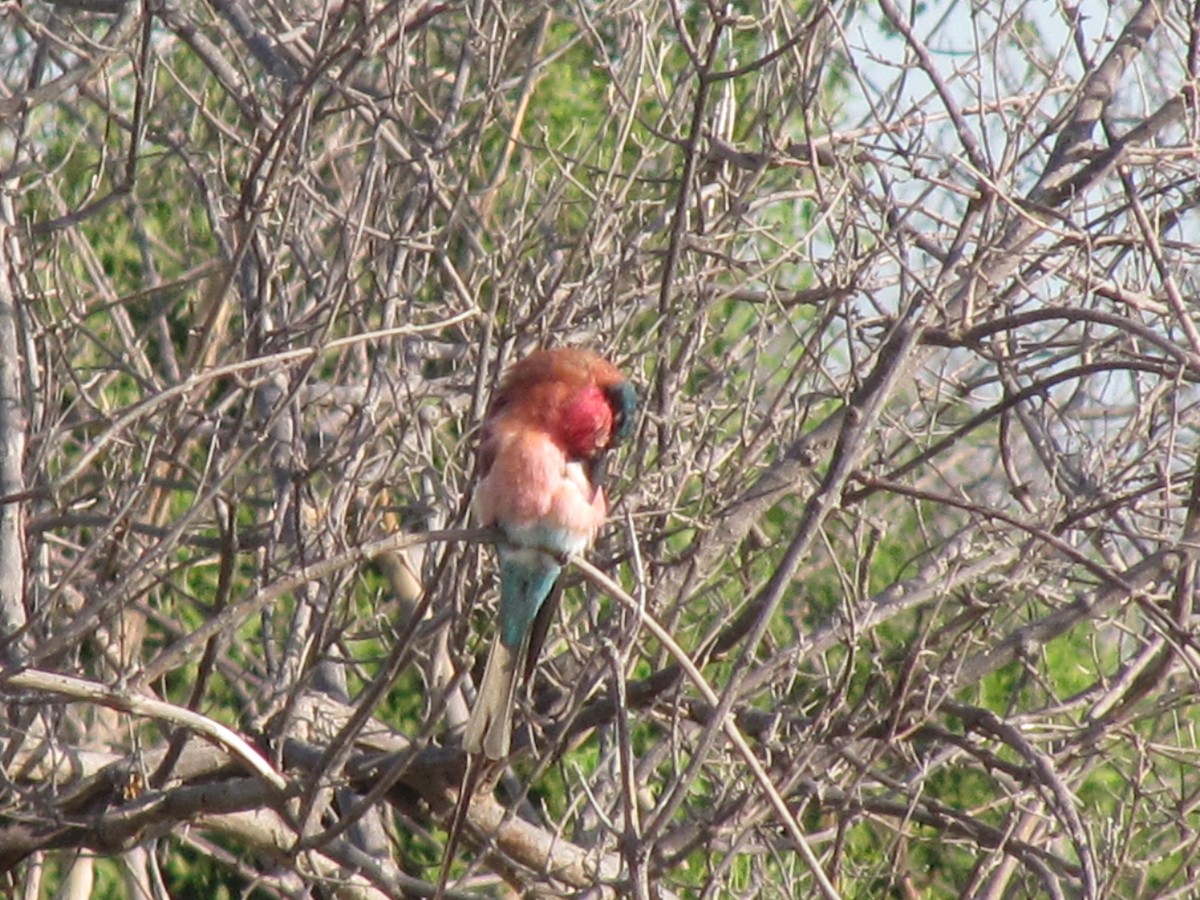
473 425 605 554
463 348 635 759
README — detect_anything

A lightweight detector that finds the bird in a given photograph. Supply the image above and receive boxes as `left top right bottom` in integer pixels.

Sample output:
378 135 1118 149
463 347 637 760
436 348 636 900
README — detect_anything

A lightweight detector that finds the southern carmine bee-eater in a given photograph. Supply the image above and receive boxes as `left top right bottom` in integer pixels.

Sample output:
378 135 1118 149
464 347 637 760
437 348 636 898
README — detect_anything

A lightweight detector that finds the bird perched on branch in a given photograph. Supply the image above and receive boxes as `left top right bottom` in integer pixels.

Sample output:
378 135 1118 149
464 347 637 760
437 348 636 899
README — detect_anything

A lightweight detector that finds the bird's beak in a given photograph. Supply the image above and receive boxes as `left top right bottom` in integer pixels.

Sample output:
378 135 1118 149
588 452 611 494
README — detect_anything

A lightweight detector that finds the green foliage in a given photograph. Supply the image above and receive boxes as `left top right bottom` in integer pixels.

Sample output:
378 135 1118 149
14 0 1196 896
38 855 128 900
162 839 266 899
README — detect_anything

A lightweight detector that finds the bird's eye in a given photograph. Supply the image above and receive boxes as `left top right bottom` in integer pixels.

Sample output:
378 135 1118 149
606 381 638 444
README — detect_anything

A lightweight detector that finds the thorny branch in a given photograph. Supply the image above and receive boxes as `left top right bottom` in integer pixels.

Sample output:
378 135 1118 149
2 0 1199 897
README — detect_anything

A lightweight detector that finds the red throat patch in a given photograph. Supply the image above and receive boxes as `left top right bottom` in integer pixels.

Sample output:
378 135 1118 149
556 384 614 459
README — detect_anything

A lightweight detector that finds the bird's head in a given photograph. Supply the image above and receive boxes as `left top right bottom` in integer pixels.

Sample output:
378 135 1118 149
488 348 637 461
